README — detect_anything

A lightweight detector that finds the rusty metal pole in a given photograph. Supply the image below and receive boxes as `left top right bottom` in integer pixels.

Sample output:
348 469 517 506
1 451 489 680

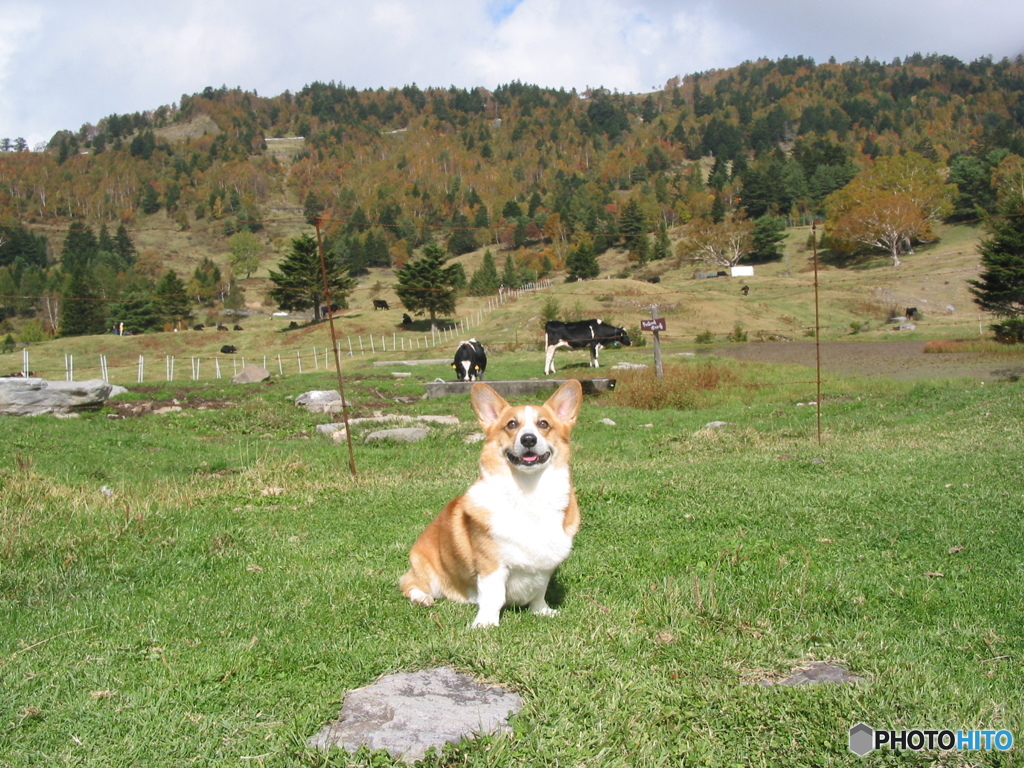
812 222 822 447
314 219 358 477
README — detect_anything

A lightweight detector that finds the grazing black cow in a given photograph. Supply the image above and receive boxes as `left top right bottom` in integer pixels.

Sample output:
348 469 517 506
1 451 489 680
217 324 229 331
373 299 390 310
906 307 919 319
402 313 413 325
220 345 237 354
193 324 205 331
233 324 244 331
544 319 631 375
320 303 341 317
452 339 487 382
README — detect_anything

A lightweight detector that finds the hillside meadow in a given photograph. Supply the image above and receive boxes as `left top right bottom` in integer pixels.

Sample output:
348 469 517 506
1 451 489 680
0 219 991 386
1 347 1022 766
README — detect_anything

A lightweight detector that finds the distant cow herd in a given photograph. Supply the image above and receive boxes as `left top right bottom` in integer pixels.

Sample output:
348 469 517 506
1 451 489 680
445 319 630 382
183 307 632 382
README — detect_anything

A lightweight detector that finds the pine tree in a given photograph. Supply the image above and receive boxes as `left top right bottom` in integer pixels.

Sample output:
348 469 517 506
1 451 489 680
394 242 459 329
114 224 137 270
61 222 98 273
501 253 519 287
467 249 499 295
566 239 600 281
969 193 1024 342
749 215 788 262
155 269 192 328
268 233 354 321
60 271 108 337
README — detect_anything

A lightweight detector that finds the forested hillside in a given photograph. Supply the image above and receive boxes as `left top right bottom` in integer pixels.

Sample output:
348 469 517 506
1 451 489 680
1 53 1023 337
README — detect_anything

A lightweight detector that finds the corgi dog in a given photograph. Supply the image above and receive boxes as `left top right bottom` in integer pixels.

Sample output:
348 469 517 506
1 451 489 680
400 380 583 628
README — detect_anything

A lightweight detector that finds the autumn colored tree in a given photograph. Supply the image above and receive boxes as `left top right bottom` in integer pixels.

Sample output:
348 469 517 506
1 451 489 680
676 215 754 268
824 152 957 266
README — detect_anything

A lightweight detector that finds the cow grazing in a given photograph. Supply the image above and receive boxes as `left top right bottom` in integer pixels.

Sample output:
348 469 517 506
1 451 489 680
193 324 205 331
220 345 237 354
544 319 631 375
452 339 487 382
906 307 919 319
233 324 244 331
217 324 229 331
373 299 390 310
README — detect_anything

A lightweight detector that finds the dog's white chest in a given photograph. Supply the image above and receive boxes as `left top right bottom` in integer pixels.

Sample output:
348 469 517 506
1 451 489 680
468 468 574 571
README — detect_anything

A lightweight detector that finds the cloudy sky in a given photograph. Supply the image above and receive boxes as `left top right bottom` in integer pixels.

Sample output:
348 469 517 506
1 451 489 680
3 0 1023 148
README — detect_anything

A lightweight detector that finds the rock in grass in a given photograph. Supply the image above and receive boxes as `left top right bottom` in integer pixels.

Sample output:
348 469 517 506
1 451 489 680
365 427 429 443
309 667 522 763
759 661 866 687
231 364 270 384
0 377 112 416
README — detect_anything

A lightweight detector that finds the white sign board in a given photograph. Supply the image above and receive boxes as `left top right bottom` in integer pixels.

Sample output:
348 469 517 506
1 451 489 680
731 266 754 277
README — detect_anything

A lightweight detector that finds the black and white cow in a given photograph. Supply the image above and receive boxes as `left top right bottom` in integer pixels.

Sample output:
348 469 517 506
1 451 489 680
452 339 487 381
544 319 631 375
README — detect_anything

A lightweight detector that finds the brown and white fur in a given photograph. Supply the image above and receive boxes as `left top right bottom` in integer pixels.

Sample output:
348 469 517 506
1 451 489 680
400 380 583 627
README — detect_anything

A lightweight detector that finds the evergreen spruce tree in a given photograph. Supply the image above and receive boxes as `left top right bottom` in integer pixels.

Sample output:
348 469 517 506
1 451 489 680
114 224 137 270
969 193 1024 342
155 269 192 328
467 249 500 295
61 221 97 273
501 253 520 288
394 242 459 329
268 233 355 321
749 215 788 262
447 212 479 256
60 271 108 337
140 184 160 214
566 239 600 281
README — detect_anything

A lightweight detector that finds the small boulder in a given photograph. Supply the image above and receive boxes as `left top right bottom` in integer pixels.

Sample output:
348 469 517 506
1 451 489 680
0 377 112 416
231 364 270 384
296 390 347 412
309 667 522 763
365 428 429 443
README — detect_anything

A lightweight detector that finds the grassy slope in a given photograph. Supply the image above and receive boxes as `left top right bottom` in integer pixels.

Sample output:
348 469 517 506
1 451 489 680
0 361 1022 766
0 214 990 384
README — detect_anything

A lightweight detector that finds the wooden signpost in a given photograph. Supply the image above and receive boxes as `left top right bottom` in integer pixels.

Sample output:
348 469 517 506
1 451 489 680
641 306 666 379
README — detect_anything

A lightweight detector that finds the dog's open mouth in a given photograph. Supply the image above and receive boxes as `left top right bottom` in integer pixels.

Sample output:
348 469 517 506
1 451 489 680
506 450 551 467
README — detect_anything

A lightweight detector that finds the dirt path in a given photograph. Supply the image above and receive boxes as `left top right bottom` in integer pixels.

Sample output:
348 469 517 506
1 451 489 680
698 339 1024 383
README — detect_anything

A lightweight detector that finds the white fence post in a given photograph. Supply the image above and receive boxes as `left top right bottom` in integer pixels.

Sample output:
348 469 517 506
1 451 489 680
138 355 144 383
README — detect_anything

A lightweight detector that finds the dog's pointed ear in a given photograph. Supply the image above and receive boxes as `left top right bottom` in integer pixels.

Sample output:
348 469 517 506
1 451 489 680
471 383 510 428
545 380 582 426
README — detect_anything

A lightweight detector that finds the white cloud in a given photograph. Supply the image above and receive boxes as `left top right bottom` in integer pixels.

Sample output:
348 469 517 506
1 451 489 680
2 0 1022 148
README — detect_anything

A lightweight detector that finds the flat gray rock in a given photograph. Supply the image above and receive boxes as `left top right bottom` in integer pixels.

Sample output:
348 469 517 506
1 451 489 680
760 661 866 687
0 377 112 416
365 427 429 443
309 667 522 763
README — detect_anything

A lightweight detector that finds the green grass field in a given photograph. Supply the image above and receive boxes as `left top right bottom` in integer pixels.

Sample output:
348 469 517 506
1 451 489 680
1 356 1022 766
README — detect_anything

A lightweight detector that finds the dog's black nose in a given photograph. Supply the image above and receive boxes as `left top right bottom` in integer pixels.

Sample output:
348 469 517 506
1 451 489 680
520 433 537 448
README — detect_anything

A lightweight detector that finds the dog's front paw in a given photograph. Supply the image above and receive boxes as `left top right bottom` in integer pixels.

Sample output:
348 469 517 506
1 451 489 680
471 614 499 629
532 606 559 618
408 588 434 607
